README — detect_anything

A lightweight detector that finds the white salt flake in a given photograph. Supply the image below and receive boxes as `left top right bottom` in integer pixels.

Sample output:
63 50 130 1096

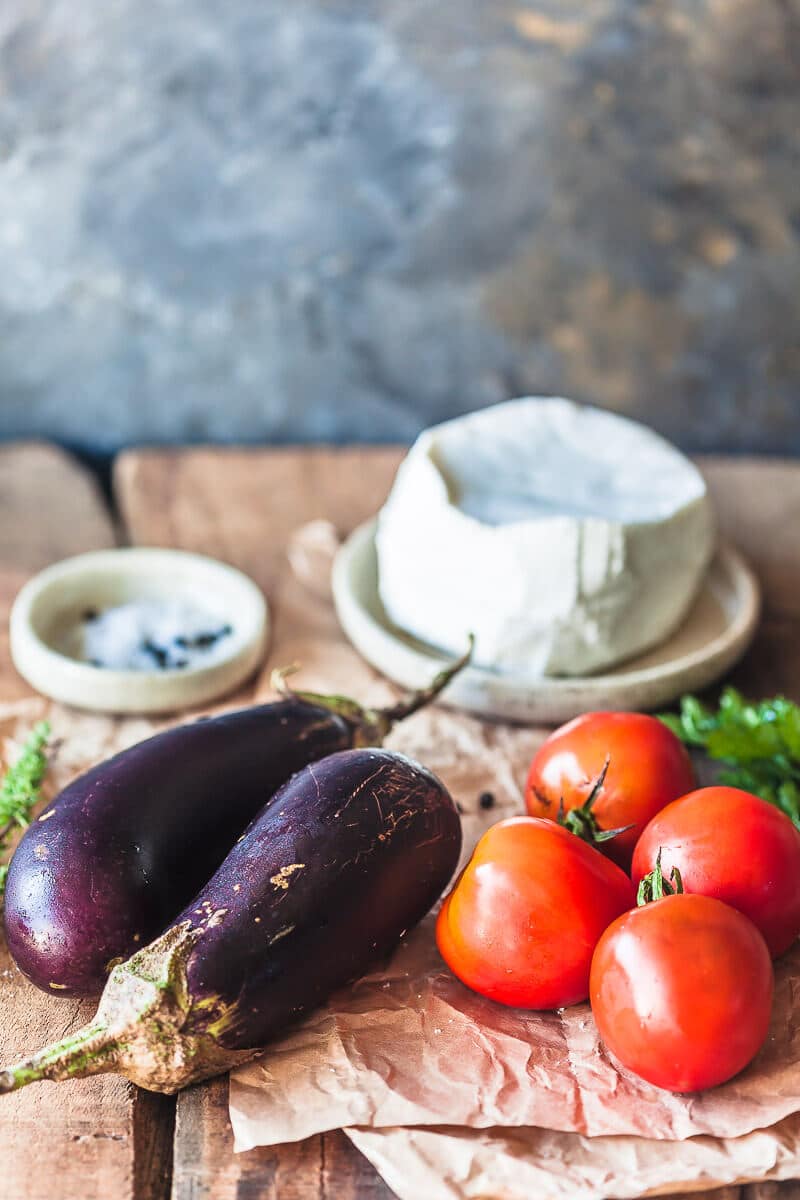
80 598 233 672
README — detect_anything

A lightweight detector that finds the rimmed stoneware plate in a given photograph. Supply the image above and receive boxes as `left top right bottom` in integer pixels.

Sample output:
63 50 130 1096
10 547 269 715
332 520 760 725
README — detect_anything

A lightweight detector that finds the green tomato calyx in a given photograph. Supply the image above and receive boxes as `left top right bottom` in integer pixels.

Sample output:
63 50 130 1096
637 848 684 905
557 758 634 848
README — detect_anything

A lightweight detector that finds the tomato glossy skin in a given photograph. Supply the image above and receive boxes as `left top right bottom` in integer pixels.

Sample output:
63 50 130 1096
632 786 800 957
590 893 773 1092
436 817 635 1009
525 712 695 869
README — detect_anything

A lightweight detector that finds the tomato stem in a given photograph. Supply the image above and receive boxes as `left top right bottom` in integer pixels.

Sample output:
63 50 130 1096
637 848 684 905
557 758 634 848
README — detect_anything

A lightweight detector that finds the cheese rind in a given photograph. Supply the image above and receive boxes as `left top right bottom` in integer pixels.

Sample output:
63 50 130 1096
376 399 715 677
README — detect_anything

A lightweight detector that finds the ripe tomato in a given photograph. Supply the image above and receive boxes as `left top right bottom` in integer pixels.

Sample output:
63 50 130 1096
436 817 635 1009
590 892 773 1092
525 712 695 868
632 786 800 957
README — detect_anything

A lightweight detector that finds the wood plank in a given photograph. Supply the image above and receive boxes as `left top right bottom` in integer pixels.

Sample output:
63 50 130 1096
114 447 800 1200
697 456 800 704
114 447 404 1200
0 444 172 1200
663 1192 740 1200
114 445 404 586
169 1078 393 1200
699 456 800 620
0 442 115 574
0 443 117 703
743 1185 800 1198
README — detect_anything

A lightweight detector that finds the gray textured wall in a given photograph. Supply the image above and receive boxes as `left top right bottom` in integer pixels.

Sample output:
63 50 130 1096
0 0 799 454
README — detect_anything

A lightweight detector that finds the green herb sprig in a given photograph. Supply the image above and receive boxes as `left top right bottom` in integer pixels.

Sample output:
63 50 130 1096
0 720 51 894
661 689 800 828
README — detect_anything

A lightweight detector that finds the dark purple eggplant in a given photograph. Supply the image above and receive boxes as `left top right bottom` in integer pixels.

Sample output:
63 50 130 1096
0 747 461 1095
3 648 469 998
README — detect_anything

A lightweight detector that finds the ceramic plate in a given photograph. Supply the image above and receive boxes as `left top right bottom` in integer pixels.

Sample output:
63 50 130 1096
332 520 760 724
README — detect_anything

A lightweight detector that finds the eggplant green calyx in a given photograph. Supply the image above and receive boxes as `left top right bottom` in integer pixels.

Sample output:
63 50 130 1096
556 758 634 848
637 848 684 906
0 920 256 1096
270 635 474 747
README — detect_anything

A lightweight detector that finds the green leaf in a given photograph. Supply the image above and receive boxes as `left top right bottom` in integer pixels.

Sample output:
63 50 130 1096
658 712 685 740
660 690 800 830
0 720 51 896
776 705 800 759
777 780 800 825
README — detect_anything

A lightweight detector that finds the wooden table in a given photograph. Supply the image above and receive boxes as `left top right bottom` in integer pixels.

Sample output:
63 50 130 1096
2 442 799 1200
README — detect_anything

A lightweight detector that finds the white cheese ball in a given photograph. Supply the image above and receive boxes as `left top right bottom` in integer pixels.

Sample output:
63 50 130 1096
376 398 715 677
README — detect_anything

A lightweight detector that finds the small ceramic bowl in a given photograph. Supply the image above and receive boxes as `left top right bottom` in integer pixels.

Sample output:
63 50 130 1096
10 548 268 714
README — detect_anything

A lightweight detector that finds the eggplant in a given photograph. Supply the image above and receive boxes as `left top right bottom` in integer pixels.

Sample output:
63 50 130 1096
4 649 469 998
0 747 461 1095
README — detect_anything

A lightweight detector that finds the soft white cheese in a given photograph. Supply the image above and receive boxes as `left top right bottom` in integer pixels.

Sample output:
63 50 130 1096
376 398 715 677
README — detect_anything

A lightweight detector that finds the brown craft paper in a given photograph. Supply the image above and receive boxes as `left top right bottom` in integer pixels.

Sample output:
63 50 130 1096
229 860 800 1147
345 1116 800 1200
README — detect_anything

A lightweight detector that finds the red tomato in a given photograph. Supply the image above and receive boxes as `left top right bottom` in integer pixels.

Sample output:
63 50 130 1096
632 786 800 957
590 892 773 1092
436 817 635 1009
525 712 695 868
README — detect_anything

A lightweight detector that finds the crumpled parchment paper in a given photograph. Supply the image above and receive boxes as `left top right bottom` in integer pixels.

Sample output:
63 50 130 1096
346 1115 800 1200
228 521 800 1194
229 846 800 1147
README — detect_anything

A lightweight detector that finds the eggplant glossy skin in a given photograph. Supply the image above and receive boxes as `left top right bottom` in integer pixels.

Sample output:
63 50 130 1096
178 748 461 1050
4 701 356 997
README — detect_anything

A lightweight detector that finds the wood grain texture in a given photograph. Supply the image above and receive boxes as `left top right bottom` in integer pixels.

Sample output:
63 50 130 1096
698 457 800 621
0 442 115 573
0 444 167 1200
698 457 800 704
114 445 404 589
0 443 116 703
748 1185 800 1197
111 447 800 1200
114 446 402 1200
170 1079 394 1200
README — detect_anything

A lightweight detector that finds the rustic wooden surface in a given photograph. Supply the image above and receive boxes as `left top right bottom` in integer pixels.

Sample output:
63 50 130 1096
1 443 799 1199
0 443 173 1200
114 446 402 1200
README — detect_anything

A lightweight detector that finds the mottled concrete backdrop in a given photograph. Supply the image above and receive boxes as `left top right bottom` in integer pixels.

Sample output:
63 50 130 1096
0 0 798 453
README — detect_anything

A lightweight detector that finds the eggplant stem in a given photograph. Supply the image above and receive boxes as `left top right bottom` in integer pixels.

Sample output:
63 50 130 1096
270 664 301 693
270 636 474 745
0 1022 119 1094
373 635 475 728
